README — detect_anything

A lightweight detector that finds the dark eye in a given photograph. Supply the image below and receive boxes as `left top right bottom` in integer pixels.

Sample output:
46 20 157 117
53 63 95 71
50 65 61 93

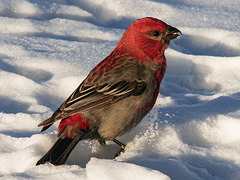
153 31 160 36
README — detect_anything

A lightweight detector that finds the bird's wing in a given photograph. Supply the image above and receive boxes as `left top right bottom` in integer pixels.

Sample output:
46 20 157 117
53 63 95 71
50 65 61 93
38 56 147 128
60 79 146 117
59 56 147 119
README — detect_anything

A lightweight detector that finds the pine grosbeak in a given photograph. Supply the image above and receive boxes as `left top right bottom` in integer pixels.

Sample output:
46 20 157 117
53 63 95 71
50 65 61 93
36 17 181 166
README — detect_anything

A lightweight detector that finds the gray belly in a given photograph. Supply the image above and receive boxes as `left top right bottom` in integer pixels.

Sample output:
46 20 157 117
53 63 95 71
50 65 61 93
97 91 154 140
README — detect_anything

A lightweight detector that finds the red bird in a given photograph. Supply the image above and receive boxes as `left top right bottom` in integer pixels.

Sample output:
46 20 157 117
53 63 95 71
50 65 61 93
36 17 181 166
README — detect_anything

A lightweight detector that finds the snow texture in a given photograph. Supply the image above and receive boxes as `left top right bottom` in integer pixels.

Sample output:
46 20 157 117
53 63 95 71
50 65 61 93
0 0 240 179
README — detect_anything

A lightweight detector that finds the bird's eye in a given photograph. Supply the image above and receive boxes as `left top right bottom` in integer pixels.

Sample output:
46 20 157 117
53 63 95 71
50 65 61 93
153 31 160 36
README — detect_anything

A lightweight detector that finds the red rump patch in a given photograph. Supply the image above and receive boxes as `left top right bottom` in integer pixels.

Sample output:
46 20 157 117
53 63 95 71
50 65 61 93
58 114 91 138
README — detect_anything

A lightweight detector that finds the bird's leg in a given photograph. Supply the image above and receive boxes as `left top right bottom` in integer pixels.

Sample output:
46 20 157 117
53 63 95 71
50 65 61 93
113 139 126 158
98 139 106 146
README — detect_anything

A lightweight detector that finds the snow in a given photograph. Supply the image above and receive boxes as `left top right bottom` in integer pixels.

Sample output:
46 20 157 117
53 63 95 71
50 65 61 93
0 0 240 179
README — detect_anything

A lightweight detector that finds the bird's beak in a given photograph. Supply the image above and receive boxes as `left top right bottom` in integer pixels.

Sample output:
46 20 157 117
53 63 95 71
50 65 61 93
164 25 182 41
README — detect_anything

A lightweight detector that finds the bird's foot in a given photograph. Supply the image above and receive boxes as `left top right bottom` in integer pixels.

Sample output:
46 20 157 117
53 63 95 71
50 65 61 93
113 139 126 158
114 147 125 158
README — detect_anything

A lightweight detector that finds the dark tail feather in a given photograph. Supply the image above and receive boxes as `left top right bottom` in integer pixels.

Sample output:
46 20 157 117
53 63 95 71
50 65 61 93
36 137 80 166
38 117 55 132
41 124 52 132
38 109 62 132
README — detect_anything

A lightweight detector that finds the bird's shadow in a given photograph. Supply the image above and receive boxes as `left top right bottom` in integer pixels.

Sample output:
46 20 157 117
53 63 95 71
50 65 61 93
65 128 139 166
67 140 121 166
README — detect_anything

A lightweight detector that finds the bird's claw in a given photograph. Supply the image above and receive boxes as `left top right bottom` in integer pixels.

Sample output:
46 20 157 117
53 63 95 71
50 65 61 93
114 147 125 158
113 139 126 158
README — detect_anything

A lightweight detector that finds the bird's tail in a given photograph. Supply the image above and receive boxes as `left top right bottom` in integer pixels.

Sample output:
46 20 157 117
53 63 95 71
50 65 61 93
36 136 80 166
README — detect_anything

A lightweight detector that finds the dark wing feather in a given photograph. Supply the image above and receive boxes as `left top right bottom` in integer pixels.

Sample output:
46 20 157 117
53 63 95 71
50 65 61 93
59 79 146 119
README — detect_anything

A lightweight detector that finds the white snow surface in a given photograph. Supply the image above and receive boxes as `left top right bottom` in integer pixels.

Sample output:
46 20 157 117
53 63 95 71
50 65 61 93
0 0 240 179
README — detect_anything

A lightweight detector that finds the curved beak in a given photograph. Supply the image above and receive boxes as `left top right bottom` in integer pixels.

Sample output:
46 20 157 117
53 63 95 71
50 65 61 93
164 25 182 41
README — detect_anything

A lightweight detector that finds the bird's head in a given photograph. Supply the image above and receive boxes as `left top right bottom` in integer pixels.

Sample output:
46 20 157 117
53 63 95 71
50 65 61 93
117 17 181 62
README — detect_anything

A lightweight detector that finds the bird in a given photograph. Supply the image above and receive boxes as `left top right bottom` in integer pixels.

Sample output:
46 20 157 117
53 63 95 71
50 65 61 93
36 17 181 166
